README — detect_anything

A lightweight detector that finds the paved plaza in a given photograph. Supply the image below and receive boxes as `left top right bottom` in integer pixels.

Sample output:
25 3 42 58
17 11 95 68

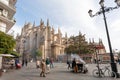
0 62 120 80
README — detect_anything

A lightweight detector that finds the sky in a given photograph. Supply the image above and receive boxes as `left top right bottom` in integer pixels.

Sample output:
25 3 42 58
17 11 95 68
11 0 120 52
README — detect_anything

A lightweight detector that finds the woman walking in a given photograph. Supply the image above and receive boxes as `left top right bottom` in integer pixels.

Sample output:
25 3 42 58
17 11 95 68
40 59 46 77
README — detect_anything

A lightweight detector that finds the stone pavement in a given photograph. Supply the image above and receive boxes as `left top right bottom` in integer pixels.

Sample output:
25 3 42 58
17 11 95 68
0 62 120 80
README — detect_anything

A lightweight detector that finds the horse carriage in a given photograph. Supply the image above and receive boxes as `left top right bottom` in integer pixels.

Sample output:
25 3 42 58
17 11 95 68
69 54 88 73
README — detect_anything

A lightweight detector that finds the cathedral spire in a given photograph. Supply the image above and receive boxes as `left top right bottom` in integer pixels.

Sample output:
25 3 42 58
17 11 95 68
33 21 35 27
40 19 43 25
40 19 42 24
47 19 49 26
101 39 103 45
99 38 103 45
40 19 44 25
79 31 82 36
89 38 91 43
65 32 67 38
92 38 94 43
52 26 54 31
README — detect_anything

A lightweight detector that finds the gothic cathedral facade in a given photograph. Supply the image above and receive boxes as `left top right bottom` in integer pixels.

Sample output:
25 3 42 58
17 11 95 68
16 19 67 60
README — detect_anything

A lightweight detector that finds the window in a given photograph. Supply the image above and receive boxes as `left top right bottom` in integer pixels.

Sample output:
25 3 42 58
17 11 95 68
0 21 6 32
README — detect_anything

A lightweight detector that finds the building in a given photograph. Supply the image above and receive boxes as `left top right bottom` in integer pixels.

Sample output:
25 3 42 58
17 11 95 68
89 38 106 54
0 0 16 33
16 19 67 60
79 38 107 63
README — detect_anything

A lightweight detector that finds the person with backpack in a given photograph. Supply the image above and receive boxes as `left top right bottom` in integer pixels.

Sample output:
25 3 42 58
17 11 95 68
46 57 50 73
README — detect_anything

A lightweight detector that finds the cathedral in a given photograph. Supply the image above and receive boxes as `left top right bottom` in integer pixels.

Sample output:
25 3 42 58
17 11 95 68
16 19 67 60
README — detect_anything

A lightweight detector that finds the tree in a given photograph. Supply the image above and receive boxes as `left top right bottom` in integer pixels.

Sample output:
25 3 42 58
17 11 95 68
65 32 95 54
10 51 20 57
118 51 120 58
0 31 16 54
35 49 42 60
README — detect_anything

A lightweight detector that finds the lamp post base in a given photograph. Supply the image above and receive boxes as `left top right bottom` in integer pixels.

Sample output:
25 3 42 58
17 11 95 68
111 62 119 78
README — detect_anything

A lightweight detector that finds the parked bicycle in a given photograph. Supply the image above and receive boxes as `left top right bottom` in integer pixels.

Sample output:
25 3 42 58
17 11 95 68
92 65 116 78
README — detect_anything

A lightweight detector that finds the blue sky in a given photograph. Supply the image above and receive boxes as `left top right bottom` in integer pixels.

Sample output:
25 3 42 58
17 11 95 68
11 0 120 52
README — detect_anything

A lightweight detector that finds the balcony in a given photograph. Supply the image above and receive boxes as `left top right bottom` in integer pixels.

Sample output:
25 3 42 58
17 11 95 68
0 13 16 32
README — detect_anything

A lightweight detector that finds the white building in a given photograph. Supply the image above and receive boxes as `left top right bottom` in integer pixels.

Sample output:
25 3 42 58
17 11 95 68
0 0 16 33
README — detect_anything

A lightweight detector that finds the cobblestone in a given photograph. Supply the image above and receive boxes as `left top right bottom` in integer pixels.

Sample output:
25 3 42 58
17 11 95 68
0 62 120 80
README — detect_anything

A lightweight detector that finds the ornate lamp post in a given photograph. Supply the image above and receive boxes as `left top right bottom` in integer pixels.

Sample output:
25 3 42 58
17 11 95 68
88 0 120 77
78 32 81 54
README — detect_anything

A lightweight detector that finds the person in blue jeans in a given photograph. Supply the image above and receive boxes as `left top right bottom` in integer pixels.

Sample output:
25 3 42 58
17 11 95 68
15 58 19 69
50 58 54 68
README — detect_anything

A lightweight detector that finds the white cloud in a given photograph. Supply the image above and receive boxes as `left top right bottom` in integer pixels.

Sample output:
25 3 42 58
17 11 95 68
111 20 120 32
109 20 120 50
14 0 120 52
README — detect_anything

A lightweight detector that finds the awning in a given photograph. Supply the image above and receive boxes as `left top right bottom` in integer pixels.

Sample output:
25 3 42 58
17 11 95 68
0 54 14 57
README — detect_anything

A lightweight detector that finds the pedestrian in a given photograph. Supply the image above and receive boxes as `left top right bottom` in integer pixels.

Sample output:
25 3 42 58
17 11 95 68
50 58 54 68
94 59 96 63
40 59 46 77
22 60 24 67
67 60 71 70
36 60 40 68
15 58 20 69
118 58 120 65
25 59 28 66
72 58 78 73
46 57 50 73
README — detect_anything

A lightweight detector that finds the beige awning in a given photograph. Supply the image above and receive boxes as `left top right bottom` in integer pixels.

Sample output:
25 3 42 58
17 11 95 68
0 54 14 57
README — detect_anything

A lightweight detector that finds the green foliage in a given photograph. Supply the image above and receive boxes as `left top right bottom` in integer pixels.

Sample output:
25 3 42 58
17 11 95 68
35 49 42 57
10 51 20 57
0 31 16 54
118 51 120 58
65 32 95 54
65 45 75 54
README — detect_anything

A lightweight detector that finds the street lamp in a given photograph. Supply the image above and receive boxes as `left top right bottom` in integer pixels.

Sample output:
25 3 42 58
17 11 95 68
88 0 120 77
78 31 81 54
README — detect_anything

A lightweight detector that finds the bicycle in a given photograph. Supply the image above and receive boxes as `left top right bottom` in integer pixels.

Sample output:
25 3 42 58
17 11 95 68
92 65 116 79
